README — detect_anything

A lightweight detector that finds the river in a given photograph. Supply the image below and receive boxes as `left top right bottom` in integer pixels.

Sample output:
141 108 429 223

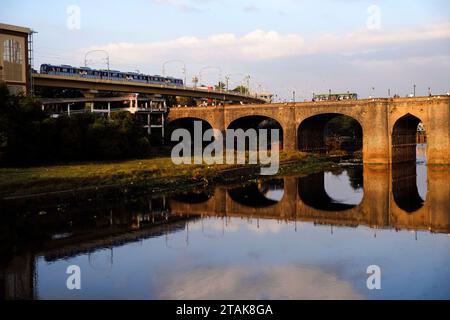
1 145 449 300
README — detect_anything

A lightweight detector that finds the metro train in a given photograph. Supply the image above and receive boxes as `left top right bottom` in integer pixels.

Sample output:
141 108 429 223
40 64 184 86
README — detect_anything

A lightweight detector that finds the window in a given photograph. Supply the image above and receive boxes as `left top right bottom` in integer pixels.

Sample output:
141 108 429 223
3 39 23 64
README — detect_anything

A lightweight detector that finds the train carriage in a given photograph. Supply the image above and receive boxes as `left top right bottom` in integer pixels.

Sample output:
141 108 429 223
40 63 184 86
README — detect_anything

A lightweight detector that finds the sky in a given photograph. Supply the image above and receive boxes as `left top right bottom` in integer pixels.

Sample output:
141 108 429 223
1 0 450 99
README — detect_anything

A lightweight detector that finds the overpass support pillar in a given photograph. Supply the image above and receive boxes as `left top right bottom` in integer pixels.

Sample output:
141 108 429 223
82 91 96 111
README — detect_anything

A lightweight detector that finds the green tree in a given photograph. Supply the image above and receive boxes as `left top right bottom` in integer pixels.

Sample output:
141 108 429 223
0 83 11 149
0 83 46 164
232 85 249 94
0 83 151 165
215 81 226 91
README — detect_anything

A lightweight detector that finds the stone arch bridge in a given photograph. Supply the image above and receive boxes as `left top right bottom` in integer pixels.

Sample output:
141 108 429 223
167 96 450 164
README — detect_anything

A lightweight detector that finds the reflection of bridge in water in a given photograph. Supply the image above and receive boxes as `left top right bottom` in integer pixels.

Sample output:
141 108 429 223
170 165 450 234
1 164 449 300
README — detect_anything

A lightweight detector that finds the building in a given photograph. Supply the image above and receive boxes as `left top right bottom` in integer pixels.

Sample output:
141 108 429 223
0 23 33 94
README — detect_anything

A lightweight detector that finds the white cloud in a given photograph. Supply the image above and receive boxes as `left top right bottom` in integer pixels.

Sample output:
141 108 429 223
84 29 306 64
187 218 287 235
156 265 363 299
83 22 450 65
311 22 450 55
349 54 450 69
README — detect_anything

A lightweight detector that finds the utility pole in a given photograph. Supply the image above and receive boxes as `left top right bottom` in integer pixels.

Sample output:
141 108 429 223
84 50 110 77
245 75 250 95
162 60 187 86
293 91 296 103
413 84 416 97
192 76 198 89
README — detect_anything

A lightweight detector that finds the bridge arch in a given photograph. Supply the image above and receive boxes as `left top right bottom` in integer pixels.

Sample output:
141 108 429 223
166 116 214 147
171 191 212 204
297 113 363 154
391 163 426 213
391 113 427 163
226 111 286 130
390 112 428 212
228 179 285 208
297 166 364 212
227 115 285 150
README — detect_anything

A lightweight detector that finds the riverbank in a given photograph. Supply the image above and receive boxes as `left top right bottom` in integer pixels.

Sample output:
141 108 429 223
0 151 346 201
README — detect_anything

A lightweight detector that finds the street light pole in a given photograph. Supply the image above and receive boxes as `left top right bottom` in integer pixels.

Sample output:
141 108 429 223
192 76 199 89
257 83 263 96
84 50 110 76
225 76 230 91
245 75 250 94
162 60 187 86
199 66 222 87
225 73 248 93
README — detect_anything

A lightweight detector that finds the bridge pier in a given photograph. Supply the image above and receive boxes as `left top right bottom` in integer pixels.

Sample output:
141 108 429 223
361 101 391 164
281 109 297 151
426 99 450 165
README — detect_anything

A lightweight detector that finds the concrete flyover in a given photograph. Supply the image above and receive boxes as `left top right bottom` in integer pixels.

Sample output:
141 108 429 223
168 96 450 164
32 73 266 104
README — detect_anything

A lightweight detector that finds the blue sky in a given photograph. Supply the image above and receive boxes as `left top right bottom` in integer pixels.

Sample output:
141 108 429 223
2 0 450 99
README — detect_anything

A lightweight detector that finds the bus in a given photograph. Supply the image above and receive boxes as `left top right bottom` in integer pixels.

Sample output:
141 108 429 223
313 92 358 101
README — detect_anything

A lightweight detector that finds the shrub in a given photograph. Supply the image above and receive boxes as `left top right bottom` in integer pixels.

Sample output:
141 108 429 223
0 83 152 165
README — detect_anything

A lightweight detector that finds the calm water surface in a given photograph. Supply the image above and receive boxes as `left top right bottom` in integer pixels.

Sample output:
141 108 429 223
1 145 449 300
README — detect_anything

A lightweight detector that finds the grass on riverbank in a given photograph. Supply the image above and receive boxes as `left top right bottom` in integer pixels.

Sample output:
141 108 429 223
0 151 336 199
